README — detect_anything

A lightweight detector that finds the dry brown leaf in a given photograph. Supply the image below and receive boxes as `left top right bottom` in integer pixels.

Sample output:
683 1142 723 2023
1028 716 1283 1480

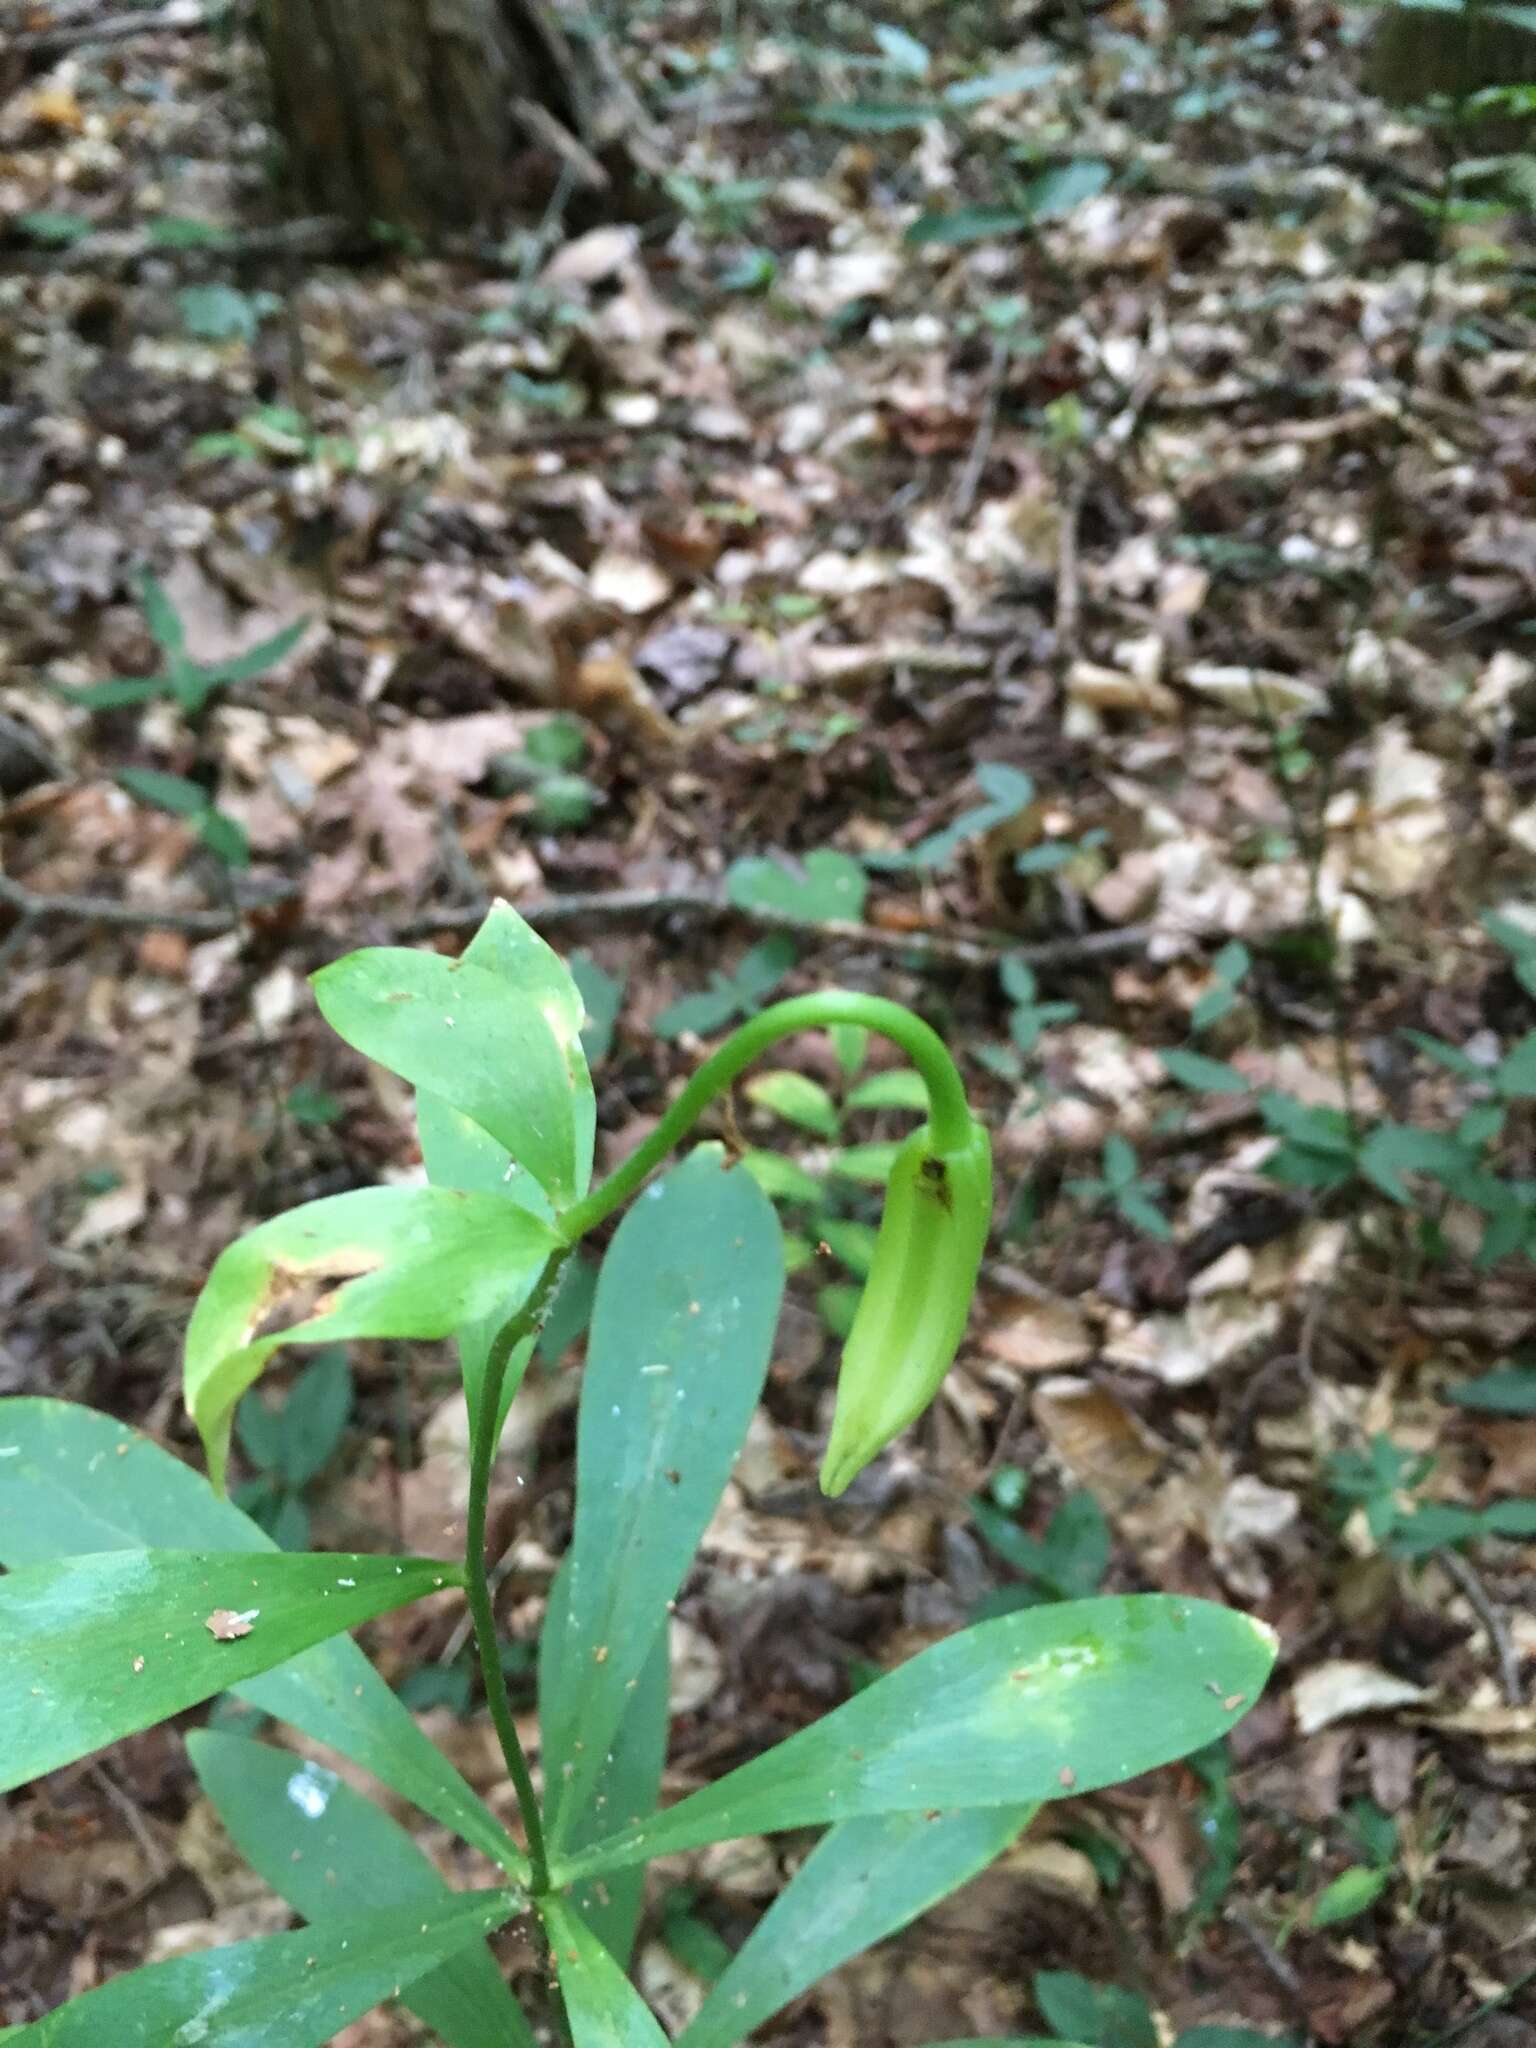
569 652 681 753
980 1296 1095 1373
1031 1375 1163 1508
407 569 560 699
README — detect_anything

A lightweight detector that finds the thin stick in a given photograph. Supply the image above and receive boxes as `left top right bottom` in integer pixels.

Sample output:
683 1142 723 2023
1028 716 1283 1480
14 1 205 60
1054 465 1088 664
401 890 1156 973
0 871 234 935
1437 1545 1526 1708
0 865 1156 973
951 333 1008 521
1224 1904 1314 2045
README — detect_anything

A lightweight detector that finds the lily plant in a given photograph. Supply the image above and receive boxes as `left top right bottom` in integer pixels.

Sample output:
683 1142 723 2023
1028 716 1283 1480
0 903 1275 2047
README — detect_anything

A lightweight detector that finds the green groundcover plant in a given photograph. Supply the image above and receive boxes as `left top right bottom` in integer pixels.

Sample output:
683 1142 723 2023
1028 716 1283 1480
0 904 1276 2046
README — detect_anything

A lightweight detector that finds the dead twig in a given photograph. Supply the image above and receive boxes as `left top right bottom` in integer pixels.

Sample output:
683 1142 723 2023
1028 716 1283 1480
1054 465 1088 664
950 332 1009 522
400 888 1155 973
432 803 490 919
15 0 206 62
88 1762 171 1881
1224 1904 1314 2046
4 216 355 281
1437 1545 1526 1708
0 866 1155 973
0 870 237 936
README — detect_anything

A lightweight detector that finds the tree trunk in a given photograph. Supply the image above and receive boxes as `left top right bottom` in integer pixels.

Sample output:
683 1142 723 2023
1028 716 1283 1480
1367 2 1536 106
257 0 614 233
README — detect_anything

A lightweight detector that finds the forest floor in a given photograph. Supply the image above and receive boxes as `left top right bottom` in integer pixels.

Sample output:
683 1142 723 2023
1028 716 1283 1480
3 2 1536 2043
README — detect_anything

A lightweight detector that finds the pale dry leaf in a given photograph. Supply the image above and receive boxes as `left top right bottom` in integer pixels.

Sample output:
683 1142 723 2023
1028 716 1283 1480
1293 1660 1430 1736
67 1179 148 1249
589 550 673 615
1106 1298 1282 1388
1182 663 1326 719
1413 1702 1536 1761
670 1616 724 1716
381 711 537 788
1007 1839 1101 1908
981 1296 1095 1373
541 223 641 288
696 1835 781 1899
637 1941 708 2033
787 244 900 317
252 964 300 1033
799 549 901 597
1067 658 1180 719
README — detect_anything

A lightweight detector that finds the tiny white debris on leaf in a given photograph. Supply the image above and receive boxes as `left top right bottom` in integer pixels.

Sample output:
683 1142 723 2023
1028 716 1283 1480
205 1608 259 1641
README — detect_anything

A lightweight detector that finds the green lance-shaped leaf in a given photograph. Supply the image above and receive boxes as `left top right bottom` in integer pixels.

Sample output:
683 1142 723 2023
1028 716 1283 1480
12 1889 521 2046
557 1596 1276 1882
189 1731 534 2048
540 1896 670 2048
679 1805 1035 2048
542 1147 784 1847
0 1400 516 1874
0 1548 460 1793
821 1114 992 1496
563 1627 670 1968
313 920 593 1212
183 1184 559 1491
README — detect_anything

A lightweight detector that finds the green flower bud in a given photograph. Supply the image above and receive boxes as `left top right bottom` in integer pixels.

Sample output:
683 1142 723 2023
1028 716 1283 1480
820 1114 992 1497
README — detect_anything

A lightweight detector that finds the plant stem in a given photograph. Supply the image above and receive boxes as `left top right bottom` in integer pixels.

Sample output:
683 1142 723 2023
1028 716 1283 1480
558 991 973 1244
464 1260 566 1894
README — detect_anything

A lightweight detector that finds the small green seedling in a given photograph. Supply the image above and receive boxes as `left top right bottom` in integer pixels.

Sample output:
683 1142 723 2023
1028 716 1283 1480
489 716 602 833
0 904 1274 2045
1068 1133 1174 1242
1484 907 1536 999
1192 940 1252 1032
868 762 1036 873
968 1468 1111 1617
191 402 359 470
177 282 279 345
1033 1967 1291 2048
233 1348 353 1550
57 569 307 717
116 766 249 870
1326 1432 1536 1560
654 931 799 1038
1307 1799 1398 1931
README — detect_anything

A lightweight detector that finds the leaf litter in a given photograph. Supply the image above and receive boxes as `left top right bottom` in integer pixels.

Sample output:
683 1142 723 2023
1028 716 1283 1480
3 2 1536 2041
